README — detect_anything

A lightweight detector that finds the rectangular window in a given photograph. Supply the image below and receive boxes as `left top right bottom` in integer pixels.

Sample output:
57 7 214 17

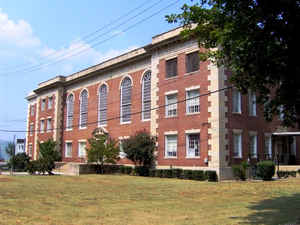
41 99 46 111
48 97 53 110
264 135 272 159
186 133 200 158
29 123 34 136
165 94 177 117
166 58 177 78
186 51 199 73
186 89 200 114
232 89 241 113
119 140 127 159
65 142 72 158
47 118 52 132
30 105 35 116
78 142 86 158
165 135 177 158
28 144 32 157
248 91 256 116
249 133 257 158
40 120 45 133
233 132 242 158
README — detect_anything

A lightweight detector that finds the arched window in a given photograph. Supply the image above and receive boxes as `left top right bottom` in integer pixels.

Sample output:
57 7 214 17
142 71 151 120
120 77 132 123
98 84 107 126
66 94 74 129
79 89 88 128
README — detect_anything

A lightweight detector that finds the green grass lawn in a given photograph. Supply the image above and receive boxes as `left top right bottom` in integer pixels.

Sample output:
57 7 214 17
0 175 300 225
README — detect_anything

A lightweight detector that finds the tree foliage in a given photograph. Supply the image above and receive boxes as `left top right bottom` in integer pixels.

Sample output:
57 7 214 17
123 131 156 167
8 153 30 171
167 0 300 127
37 139 61 175
86 134 119 174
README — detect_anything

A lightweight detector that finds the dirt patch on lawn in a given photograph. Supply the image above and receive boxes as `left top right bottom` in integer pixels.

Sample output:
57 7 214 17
0 176 12 182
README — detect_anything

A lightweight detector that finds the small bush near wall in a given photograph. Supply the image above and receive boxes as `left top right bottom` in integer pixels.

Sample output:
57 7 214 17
172 169 183 179
277 170 297 178
183 170 194 180
205 170 218 182
256 161 275 181
298 169 300 175
232 161 249 181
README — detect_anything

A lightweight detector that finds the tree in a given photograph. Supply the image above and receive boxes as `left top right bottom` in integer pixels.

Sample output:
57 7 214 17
5 141 15 174
86 134 119 174
166 0 300 127
123 131 156 168
38 139 61 175
8 153 30 171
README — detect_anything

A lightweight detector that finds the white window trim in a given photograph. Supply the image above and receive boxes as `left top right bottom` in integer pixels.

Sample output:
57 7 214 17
249 131 258 158
40 119 45 133
29 123 34 136
79 90 88 129
165 93 178 118
120 76 132 124
164 135 178 159
164 131 178 135
78 141 87 158
48 97 53 110
264 133 272 158
141 70 151 121
185 85 200 91
164 90 178 96
28 143 33 157
248 90 257 116
233 129 242 158
65 142 73 158
232 89 242 114
98 84 108 127
186 89 200 115
46 118 52 133
186 133 200 158
66 94 74 131
185 129 201 134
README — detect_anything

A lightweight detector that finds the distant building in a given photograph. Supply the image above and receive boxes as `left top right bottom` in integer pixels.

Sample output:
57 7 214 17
15 139 26 155
0 140 9 161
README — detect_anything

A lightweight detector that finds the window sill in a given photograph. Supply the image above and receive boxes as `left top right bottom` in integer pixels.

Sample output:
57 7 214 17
66 128 73 132
165 116 178 119
98 124 107 128
232 112 242 115
79 127 87 130
233 156 242 159
186 156 200 159
164 156 177 159
165 76 178 81
184 70 199 76
120 121 131 125
186 112 200 116
249 114 257 117
141 119 151 122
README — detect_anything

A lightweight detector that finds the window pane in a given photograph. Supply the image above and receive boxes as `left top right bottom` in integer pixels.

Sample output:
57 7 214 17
166 58 177 78
186 90 200 114
233 89 241 113
233 133 242 157
121 78 132 123
99 85 107 126
166 94 177 117
187 134 200 157
165 135 177 157
186 52 199 73
78 142 86 157
80 90 88 128
142 71 151 120
66 94 74 129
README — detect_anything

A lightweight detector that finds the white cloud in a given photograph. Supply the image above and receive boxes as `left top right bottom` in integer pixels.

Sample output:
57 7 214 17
40 39 139 75
0 9 40 48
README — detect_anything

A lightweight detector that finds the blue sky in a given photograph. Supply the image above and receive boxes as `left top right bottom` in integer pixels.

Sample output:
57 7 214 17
0 0 182 141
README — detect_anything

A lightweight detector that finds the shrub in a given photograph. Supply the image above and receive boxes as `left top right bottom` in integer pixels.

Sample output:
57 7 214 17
102 165 120 174
290 171 297 177
298 169 300 175
162 169 173 178
124 166 133 175
134 166 150 176
232 161 249 181
182 170 194 180
256 160 275 181
155 169 164 178
26 160 39 174
149 169 156 177
205 170 218 182
172 169 183 179
8 153 30 171
192 170 206 181
277 170 288 178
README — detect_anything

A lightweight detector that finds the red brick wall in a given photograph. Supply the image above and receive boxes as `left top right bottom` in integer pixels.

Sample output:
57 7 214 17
156 51 211 167
62 69 150 163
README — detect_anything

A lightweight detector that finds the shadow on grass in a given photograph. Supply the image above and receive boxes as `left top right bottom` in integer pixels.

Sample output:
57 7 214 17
234 193 300 225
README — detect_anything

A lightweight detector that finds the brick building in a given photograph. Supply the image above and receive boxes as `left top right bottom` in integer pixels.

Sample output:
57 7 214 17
25 27 300 179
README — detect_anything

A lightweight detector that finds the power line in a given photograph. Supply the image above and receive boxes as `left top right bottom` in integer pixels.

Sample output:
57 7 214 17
0 0 180 75
0 86 232 133
0 0 154 71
